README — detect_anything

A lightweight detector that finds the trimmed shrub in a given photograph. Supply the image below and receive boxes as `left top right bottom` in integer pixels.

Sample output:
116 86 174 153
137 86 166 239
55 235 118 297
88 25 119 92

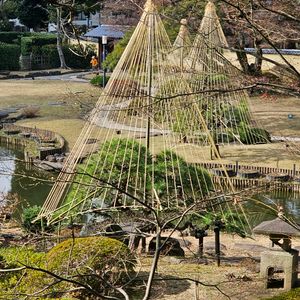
0 42 20 70
90 74 110 86
238 124 271 145
21 33 57 55
0 32 28 44
46 237 135 297
0 247 45 296
20 36 34 55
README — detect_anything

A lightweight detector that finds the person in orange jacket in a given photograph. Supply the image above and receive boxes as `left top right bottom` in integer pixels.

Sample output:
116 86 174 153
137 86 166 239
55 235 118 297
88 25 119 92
90 55 98 71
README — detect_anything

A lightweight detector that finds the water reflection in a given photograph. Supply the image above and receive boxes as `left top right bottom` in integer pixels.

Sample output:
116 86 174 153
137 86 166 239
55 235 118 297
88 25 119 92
0 146 55 209
246 190 300 226
0 147 15 195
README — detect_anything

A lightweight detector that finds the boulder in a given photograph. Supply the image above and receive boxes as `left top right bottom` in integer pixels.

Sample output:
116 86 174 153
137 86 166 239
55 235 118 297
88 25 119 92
148 237 185 257
46 155 57 162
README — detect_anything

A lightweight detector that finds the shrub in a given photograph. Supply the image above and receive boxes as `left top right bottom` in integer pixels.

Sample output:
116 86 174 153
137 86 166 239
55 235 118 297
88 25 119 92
90 74 110 86
63 44 95 69
0 20 13 32
21 106 40 118
21 34 57 55
238 123 271 145
21 205 52 233
0 42 20 70
0 247 45 296
0 32 28 44
46 237 135 297
103 29 133 71
0 238 135 298
263 288 300 300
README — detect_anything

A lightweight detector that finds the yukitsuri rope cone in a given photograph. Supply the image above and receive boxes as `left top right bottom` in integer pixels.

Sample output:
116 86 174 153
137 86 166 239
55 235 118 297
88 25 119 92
37 0 249 232
186 0 270 146
170 19 191 71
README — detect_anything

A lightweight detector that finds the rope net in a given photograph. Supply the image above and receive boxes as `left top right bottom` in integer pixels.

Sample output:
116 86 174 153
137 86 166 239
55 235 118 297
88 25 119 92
170 18 192 71
37 0 250 228
185 0 269 147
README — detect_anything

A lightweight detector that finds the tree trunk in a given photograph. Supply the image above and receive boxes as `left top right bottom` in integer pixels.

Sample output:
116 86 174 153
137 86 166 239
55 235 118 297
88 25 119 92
56 8 68 69
235 34 251 74
253 40 263 76
143 229 161 300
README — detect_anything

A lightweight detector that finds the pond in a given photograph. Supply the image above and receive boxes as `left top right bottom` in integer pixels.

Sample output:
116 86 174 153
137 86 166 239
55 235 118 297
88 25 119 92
1 145 300 226
0 146 55 214
246 190 300 226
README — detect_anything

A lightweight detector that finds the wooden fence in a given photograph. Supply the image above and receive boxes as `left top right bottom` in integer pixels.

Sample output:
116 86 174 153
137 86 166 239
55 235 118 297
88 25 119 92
212 176 300 193
198 161 299 177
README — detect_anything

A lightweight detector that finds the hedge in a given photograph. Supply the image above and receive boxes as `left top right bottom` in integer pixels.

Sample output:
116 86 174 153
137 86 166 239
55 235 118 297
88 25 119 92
30 43 93 69
0 43 21 70
0 32 29 44
21 33 57 55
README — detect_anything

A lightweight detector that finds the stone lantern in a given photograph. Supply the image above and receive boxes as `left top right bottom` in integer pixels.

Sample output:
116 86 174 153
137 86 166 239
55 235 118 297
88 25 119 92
253 217 300 290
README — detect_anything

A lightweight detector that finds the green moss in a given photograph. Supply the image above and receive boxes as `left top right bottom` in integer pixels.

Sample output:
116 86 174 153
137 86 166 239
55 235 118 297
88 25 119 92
262 288 300 300
0 237 135 299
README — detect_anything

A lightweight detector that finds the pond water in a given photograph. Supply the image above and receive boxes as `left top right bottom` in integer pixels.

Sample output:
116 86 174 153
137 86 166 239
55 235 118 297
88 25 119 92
1 145 300 225
0 146 54 214
246 190 300 226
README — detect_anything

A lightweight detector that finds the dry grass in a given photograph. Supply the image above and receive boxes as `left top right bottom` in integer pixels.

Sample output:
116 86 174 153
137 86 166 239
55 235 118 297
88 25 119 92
0 80 100 119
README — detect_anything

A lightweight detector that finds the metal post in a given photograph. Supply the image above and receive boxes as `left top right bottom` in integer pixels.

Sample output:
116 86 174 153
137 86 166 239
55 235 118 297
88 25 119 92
97 37 102 70
214 225 220 267
102 35 107 88
198 236 204 258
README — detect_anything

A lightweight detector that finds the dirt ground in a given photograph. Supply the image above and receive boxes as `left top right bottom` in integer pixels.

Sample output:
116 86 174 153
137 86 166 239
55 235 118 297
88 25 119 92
249 96 300 138
224 52 300 73
139 231 300 300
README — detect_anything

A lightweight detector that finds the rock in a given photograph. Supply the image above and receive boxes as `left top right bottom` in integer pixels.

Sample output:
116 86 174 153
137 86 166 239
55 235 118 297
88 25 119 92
46 155 56 162
0 111 9 119
48 71 61 76
56 157 65 163
148 237 185 257
104 224 125 236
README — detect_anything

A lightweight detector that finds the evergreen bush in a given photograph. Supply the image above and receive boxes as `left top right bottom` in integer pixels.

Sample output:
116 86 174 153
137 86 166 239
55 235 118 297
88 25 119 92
21 205 53 233
0 32 28 44
21 33 57 55
238 123 271 145
0 42 20 70
45 237 135 297
90 74 110 86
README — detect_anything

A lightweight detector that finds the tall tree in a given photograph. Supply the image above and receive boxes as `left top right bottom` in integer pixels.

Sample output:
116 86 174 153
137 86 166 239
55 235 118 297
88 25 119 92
18 0 49 31
220 0 300 80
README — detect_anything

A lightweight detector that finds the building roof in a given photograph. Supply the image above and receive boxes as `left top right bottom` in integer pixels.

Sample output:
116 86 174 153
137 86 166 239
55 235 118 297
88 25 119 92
253 217 300 237
84 25 127 39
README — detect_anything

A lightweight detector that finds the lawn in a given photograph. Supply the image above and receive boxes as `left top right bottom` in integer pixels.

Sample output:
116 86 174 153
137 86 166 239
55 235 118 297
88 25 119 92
0 80 100 119
1 78 300 168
